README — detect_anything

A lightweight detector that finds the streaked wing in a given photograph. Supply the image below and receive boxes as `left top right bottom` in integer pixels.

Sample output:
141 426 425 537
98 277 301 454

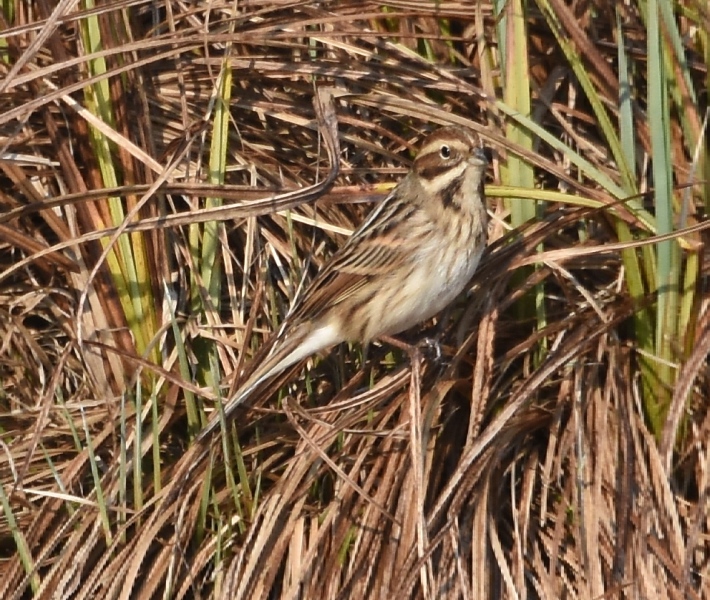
292 183 425 320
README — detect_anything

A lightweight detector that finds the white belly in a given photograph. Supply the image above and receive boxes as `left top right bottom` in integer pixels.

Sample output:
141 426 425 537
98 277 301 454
379 241 484 336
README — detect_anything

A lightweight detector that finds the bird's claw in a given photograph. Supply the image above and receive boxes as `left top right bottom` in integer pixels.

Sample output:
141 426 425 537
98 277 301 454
418 337 445 363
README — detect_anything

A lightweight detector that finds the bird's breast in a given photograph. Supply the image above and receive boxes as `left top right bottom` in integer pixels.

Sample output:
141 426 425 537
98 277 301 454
369 229 485 338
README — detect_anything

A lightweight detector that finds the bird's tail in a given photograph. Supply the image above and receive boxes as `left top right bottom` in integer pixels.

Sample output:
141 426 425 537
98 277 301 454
195 321 323 442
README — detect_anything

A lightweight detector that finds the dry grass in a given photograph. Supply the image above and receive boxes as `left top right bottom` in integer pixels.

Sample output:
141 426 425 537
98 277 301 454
1 1 708 598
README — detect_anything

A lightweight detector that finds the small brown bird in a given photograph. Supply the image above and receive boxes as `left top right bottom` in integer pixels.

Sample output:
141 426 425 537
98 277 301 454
198 126 488 441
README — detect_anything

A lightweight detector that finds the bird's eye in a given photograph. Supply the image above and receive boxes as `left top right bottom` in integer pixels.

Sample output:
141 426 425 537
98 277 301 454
439 144 451 159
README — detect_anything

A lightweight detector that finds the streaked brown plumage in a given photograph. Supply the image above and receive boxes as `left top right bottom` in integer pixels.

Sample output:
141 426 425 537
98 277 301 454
198 126 488 442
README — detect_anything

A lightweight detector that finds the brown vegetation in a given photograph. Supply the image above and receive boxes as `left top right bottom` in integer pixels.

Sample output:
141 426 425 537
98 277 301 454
0 1 708 598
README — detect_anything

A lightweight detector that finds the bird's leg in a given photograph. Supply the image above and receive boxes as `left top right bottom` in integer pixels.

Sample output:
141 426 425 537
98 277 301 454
418 337 443 362
361 341 369 365
380 333 448 370
418 306 456 363
380 335 425 368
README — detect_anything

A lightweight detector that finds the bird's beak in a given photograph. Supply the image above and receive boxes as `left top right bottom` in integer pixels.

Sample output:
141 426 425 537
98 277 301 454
472 146 489 164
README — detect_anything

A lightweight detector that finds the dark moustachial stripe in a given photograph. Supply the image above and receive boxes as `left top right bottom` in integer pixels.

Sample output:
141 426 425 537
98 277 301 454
439 174 463 211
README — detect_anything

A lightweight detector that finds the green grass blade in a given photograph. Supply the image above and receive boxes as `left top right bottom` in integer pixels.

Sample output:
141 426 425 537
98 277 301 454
647 0 679 433
0 482 40 592
535 0 637 194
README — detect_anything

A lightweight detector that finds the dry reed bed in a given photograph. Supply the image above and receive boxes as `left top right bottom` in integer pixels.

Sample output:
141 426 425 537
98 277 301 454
0 1 708 598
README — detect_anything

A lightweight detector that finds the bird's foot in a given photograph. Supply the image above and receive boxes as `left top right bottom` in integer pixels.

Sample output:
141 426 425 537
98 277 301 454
417 337 444 363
